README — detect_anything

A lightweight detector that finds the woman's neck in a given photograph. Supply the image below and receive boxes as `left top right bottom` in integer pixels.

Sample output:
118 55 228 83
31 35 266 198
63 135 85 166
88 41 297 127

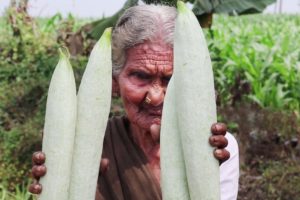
129 123 160 155
130 123 161 183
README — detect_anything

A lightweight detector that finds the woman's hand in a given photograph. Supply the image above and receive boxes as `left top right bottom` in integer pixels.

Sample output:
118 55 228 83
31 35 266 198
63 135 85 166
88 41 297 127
29 151 110 194
150 122 230 164
29 151 46 194
209 123 230 164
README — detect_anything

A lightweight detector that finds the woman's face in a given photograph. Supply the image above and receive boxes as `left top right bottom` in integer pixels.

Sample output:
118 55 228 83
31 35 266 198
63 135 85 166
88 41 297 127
115 40 173 130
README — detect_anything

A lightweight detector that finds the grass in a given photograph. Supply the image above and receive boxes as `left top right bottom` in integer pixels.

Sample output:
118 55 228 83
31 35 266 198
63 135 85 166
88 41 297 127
0 183 34 200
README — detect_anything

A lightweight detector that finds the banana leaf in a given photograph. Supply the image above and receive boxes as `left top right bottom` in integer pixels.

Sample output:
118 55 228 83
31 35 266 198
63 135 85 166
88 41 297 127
88 0 138 40
142 0 276 15
190 0 276 15
214 0 277 15
88 0 276 39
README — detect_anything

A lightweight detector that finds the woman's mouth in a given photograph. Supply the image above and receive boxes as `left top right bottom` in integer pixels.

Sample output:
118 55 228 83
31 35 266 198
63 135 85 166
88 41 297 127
143 105 163 116
148 109 162 116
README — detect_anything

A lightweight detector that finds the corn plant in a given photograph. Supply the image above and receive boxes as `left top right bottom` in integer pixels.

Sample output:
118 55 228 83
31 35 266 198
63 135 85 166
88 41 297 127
207 14 300 112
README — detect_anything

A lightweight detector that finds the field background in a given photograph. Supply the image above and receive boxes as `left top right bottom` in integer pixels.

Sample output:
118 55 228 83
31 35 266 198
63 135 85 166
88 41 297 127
0 10 300 200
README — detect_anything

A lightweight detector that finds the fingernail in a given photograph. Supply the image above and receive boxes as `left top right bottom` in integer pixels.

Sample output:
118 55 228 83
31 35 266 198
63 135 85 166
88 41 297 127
215 149 222 156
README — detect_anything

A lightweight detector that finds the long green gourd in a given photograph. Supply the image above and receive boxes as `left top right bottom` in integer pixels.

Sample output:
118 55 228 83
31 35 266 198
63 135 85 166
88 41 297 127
39 49 77 200
161 1 220 200
68 28 112 200
175 2 219 199
161 78 190 200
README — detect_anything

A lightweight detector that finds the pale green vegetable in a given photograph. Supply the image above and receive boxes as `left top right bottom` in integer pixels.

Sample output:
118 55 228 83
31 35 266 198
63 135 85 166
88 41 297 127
161 78 190 200
68 28 112 200
161 1 220 200
39 49 77 200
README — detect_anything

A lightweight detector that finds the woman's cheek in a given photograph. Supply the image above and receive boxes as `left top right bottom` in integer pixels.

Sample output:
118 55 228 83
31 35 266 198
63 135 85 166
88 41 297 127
121 83 147 105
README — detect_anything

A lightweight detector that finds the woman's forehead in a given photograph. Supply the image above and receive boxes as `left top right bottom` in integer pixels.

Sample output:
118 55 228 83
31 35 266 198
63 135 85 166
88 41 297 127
131 40 173 52
125 42 173 74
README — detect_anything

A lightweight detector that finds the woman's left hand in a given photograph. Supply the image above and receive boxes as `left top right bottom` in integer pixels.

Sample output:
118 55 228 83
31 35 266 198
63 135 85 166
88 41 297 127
150 122 230 164
209 123 230 164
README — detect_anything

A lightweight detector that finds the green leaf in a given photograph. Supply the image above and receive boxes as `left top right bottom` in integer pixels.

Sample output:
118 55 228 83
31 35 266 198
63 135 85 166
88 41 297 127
215 0 276 14
89 0 138 40
192 0 276 15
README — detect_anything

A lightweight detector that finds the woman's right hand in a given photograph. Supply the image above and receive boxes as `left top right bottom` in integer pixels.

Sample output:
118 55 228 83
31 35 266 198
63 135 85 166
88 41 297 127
29 151 47 194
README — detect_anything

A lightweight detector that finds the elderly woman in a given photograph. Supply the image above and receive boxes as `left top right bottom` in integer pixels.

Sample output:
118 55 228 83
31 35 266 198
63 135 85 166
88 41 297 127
30 4 239 200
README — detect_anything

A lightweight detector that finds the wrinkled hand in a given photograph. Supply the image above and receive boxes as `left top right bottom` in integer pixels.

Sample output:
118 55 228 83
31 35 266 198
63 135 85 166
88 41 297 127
29 151 110 195
150 122 230 165
209 123 230 164
29 151 46 194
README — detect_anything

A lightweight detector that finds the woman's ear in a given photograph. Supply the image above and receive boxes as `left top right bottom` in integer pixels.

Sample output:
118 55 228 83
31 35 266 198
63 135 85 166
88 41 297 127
112 77 120 98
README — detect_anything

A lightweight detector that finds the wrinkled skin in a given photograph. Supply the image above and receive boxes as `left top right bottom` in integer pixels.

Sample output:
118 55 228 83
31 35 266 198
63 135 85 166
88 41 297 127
115 40 173 130
29 40 230 194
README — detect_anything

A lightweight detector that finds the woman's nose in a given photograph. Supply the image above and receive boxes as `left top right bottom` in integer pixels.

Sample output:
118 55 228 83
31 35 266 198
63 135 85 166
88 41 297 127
147 85 165 106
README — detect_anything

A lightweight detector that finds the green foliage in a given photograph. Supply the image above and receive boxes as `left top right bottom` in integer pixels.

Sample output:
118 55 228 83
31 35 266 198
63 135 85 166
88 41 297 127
142 0 276 14
0 10 300 198
89 0 138 40
0 182 34 200
0 8 52 189
213 0 276 14
88 0 276 39
0 9 89 190
207 14 300 112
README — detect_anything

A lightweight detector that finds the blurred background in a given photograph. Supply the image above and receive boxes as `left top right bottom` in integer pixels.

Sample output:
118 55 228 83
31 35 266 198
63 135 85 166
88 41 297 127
0 0 299 199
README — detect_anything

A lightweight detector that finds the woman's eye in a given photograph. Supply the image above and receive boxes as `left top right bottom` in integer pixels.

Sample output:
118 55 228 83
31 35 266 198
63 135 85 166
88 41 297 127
163 76 171 82
162 76 171 84
131 72 151 80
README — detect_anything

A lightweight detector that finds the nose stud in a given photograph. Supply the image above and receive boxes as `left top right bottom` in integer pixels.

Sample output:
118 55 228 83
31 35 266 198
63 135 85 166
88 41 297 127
145 96 152 104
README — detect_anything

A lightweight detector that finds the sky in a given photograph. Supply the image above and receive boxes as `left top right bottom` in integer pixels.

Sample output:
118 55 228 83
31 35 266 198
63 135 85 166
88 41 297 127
0 0 299 18
0 0 127 18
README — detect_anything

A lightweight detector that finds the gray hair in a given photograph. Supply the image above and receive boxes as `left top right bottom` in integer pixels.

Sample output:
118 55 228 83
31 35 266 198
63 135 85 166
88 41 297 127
112 4 177 76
